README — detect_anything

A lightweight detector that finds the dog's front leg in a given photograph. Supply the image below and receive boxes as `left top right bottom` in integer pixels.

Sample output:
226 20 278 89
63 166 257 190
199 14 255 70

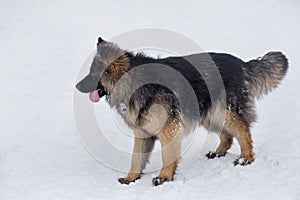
118 129 156 185
152 122 182 186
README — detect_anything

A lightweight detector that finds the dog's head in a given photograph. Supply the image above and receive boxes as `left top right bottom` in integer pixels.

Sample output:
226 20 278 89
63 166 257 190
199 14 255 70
76 37 125 103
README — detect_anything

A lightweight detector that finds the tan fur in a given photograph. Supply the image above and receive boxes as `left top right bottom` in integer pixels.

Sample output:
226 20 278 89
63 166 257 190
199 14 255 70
119 115 182 185
101 54 130 92
223 111 255 164
154 118 182 184
201 100 227 133
118 128 156 184
203 108 254 163
215 133 233 156
137 103 168 135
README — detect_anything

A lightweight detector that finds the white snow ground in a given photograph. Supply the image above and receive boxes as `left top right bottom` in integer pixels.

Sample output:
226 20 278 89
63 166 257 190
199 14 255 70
1 0 300 199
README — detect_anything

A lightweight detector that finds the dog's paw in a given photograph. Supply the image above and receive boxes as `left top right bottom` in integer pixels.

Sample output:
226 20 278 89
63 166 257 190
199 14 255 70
152 176 172 186
206 151 225 159
233 157 254 166
118 174 141 185
118 177 130 185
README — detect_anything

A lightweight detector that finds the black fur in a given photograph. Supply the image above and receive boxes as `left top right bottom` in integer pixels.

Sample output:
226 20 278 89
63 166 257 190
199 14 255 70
124 52 252 125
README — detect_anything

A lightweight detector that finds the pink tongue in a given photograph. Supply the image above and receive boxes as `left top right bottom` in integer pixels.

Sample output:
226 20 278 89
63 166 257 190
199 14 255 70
89 90 100 103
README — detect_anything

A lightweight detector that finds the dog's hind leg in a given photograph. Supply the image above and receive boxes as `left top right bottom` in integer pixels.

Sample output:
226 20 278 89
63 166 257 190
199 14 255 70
118 129 156 185
224 112 255 166
152 121 182 186
206 132 233 159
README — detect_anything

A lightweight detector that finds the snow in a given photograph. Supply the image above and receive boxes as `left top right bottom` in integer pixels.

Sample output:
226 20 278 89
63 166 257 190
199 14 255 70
1 0 300 199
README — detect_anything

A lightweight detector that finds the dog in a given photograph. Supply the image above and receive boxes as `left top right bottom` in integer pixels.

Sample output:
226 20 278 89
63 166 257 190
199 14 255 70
76 37 288 186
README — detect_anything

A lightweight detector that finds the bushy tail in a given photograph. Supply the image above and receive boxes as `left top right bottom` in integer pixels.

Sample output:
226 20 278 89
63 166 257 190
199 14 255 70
242 52 288 98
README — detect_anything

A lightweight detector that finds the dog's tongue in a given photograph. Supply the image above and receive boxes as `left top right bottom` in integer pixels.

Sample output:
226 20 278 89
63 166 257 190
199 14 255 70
89 90 100 103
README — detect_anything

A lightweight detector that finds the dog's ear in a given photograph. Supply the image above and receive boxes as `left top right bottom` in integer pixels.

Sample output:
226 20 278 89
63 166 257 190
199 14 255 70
97 37 105 45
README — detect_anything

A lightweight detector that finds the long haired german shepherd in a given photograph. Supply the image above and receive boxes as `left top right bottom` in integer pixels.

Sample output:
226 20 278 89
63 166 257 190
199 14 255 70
76 37 288 186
